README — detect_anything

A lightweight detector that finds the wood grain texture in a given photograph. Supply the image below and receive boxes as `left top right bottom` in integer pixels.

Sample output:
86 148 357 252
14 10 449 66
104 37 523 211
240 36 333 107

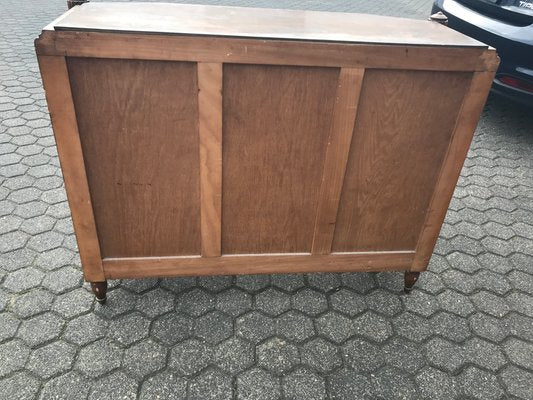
37 55 104 282
312 68 364 254
67 58 201 258
35 31 498 73
222 64 339 254
103 251 415 279
412 70 496 271
52 2 485 48
333 69 472 252
198 63 223 257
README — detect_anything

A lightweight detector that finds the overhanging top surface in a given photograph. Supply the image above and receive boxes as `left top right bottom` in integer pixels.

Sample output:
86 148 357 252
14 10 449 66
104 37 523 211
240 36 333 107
50 2 487 47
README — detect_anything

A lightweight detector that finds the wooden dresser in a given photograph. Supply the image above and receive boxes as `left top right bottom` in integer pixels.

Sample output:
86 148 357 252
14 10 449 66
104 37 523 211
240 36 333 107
35 2 498 303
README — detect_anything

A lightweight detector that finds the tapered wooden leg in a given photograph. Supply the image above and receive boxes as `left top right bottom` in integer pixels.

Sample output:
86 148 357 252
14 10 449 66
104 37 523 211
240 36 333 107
90 281 108 304
404 272 420 293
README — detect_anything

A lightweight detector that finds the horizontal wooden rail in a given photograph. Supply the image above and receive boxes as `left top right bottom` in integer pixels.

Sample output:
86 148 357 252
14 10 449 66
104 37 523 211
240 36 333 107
103 251 415 279
35 31 499 72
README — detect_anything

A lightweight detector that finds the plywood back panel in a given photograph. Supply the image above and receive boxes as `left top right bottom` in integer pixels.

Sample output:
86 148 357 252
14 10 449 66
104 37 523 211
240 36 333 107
67 58 201 258
222 64 339 254
333 69 472 252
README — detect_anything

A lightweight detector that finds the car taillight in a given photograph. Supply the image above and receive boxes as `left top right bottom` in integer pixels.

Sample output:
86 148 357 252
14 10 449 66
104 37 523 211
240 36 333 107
497 75 533 93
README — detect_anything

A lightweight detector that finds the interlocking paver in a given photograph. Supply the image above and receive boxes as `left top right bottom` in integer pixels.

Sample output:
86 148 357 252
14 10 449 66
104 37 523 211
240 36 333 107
1 0 532 398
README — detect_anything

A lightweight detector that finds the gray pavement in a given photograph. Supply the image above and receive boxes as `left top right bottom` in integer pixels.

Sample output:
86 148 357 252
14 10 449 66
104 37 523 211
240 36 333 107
1 0 533 399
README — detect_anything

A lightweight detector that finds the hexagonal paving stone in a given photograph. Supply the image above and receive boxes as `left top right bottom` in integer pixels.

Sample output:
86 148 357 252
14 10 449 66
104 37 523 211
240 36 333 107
27 340 76 379
214 337 254 374
123 339 167 379
401 290 439 317
11 288 54 318
425 337 465 373
0 339 30 377
108 312 151 346
431 311 472 342
34 247 76 271
341 272 377 294
365 289 402 316
459 366 504 400
2 266 44 292
437 290 475 317
235 274 270 292
177 288 215 317
237 368 281 400
0 312 20 342
372 366 418 400
216 288 252 317
352 311 393 343
328 369 374 400
330 288 366 317
276 310 315 343
27 230 64 252
41 266 82 294
292 288 328 316
136 288 175 317
0 371 40 400
257 337 299 375
94 288 138 319
506 291 533 317
39 371 91 400
151 312 193 346
189 368 233 400
194 310 233 344
63 313 108 346
301 338 341 373
383 337 425 373
446 251 483 273
169 339 212 376
501 365 533 400
139 371 187 400
307 272 341 292
415 367 460 400
89 371 138 400
17 312 64 347
342 337 384 372
198 275 233 292
503 338 533 370
255 288 291 316
471 290 510 317
282 367 325 400
236 311 276 343
76 338 123 378
316 311 356 344
464 337 507 372
52 287 94 318
271 273 305 292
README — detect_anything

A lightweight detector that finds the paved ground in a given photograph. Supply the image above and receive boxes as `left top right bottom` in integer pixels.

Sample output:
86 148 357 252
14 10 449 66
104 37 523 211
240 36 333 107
1 0 533 399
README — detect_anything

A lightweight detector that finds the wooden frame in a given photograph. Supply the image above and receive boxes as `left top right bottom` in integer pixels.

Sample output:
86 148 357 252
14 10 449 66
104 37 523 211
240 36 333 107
36 3 498 301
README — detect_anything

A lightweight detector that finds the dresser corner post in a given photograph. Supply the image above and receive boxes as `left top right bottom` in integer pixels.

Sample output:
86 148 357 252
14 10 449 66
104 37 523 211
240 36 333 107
90 281 108 304
404 271 420 294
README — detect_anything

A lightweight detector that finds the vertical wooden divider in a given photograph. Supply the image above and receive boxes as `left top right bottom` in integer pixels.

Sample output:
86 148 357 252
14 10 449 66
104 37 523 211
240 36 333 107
37 55 105 281
197 62 223 257
312 68 365 254
412 70 496 270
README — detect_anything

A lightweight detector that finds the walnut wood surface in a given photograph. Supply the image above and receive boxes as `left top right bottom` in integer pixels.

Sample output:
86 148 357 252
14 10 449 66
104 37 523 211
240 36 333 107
412 70 496 270
37 55 104 282
333 69 471 252
35 31 498 73
103 251 415 279
52 2 485 47
35 5 498 282
312 68 364 255
198 63 223 257
221 64 338 254
67 58 201 258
